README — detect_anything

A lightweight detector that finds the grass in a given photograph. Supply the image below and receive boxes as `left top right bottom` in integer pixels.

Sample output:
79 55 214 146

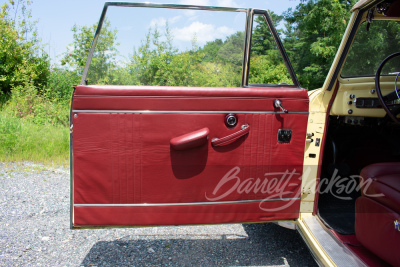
0 112 70 166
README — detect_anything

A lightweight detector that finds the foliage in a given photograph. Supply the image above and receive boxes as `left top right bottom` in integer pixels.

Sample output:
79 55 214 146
283 0 356 89
248 12 293 85
198 39 224 63
129 25 184 86
191 62 240 87
341 20 400 77
61 19 118 84
0 112 20 153
127 25 241 87
249 54 292 85
0 0 49 95
217 31 245 67
3 81 70 126
0 91 10 108
0 112 69 164
252 12 283 55
0 0 72 132
44 67 79 103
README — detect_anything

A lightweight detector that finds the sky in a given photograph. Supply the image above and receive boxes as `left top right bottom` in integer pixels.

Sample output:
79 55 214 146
2 0 301 64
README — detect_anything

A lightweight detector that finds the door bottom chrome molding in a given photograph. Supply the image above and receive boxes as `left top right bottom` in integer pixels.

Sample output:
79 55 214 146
74 197 300 207
72 110 309 115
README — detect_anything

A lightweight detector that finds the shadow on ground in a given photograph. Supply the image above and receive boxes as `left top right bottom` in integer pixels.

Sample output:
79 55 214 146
80 223 316 266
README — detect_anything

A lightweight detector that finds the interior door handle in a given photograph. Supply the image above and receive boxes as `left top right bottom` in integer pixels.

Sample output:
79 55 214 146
211 124 250 147
274 99 288 113
170 128 209 150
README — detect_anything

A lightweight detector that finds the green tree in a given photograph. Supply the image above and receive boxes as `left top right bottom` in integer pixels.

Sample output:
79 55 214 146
62 19 118 84
252 11 283 56
249 54 292 84
198 39 223 62
248 11 294 85
341 20 400 77
129 24 208 87
0 0 49 95
283 0 355 89
129 25 179 85
218 31 245 67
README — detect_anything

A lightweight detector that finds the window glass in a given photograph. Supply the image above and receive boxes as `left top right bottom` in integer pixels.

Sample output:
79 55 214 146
248 15 293 86
86 7 246 87
341 20 400 77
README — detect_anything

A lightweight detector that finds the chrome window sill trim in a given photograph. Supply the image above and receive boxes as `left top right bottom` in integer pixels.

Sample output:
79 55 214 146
72 110 309 115
105 2 248 12
74 197 300 207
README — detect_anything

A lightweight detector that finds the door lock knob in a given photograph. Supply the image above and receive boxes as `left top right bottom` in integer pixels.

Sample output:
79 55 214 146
225 114 238 127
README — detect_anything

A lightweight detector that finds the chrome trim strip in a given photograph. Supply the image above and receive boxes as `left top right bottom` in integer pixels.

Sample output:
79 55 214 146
69 89 75 230
72 110 309 115
74 197 300 207
80 4 108 85
105 2 247 12
241 8 253 87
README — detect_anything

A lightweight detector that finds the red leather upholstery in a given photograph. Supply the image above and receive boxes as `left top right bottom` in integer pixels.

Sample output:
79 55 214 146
356 163 400 266
72 85 309 112
75 201 300 227
72 85 309 227
360 163 400 214
355 197 400 266
170 128 209 150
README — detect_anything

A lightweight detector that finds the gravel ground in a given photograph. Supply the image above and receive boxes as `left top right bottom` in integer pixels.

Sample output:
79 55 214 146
0 162 317 266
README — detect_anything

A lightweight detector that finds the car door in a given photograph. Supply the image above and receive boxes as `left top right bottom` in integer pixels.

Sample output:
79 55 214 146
70 3 309 228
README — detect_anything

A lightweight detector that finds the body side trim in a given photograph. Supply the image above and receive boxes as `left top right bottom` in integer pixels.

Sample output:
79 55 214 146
74 197 301 207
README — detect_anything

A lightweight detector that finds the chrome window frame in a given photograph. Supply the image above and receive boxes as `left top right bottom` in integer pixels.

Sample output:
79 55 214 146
79 2 300 88
246 10 300 88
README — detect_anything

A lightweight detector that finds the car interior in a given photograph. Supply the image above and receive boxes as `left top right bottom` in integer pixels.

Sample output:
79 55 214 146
316 1 400 265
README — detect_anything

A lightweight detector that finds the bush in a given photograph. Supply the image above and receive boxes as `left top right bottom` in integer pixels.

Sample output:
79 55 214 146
0 115 21 155
0 112 69 164
4 82 70 127
44 67 79 103
0 0 50 95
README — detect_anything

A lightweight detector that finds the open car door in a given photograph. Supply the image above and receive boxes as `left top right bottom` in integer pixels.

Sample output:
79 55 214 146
70 3 309 228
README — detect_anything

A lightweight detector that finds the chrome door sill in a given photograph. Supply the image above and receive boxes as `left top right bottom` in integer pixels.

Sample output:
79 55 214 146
297 215 365 267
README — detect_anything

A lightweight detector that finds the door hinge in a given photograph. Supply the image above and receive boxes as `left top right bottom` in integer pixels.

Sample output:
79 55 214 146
70 124 73 134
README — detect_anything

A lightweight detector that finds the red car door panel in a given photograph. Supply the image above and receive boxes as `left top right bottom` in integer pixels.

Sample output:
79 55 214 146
72 85 309 227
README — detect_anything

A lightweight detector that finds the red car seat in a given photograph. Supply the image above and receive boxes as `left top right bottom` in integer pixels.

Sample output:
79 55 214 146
355 163 400 266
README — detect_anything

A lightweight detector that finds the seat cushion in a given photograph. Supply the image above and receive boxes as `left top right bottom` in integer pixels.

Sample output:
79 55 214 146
356 196 400 267
360 162 400 214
